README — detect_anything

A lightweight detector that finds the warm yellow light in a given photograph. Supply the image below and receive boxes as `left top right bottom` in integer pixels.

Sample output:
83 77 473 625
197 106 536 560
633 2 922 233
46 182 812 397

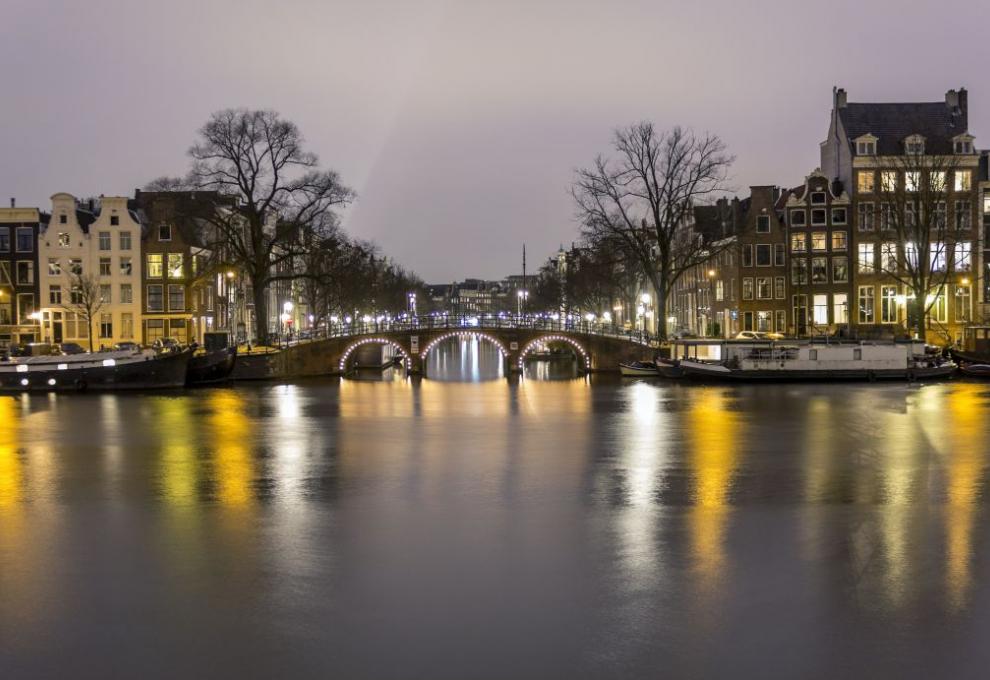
961 277 970 286
707 269 716 278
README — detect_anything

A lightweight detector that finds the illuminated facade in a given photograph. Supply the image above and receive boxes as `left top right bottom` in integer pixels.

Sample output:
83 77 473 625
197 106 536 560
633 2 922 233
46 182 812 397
0 203 43 346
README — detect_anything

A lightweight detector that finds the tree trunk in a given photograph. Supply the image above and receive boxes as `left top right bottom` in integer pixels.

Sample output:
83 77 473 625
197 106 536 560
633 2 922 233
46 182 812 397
87 316 94 352
654 282 667 341
252 278 269 346
911 297 926 341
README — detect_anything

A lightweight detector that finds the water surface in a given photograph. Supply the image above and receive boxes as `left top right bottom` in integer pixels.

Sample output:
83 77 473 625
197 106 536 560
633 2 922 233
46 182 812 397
2 355 990 678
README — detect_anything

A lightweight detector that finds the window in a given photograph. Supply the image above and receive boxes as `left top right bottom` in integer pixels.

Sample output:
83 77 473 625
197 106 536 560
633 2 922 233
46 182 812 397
813 294 828 325
858 172 875 193
120 256 132 276
120 283 133 304
906 204 919 228
811 192 826 205
955 201 971 229
756 311 771 332
832 231 847 251
159 223 172 241
791 232 807 252
110 215 119 226
755 244 771 266
858 202 875 231
100 313 113 339
930 171 947 192
756 215 770 233
955 139 973 154
98 231 111 250
120 231 132 250
879 203 893 230
955 171 971 192
793 295 808 330
742 278 754 300
70 285 82 305
69 258 82 275
905 171 921 192
857 140 876 156
931 287 947 323
881 171 898 192
48 258 61 276
775 276 785 300
811 257 828 283
147 253 163 278
99 284 111 304
811 209 827 226
774 243 785 266
955 242 971 271
121 312 134 339
955 286 971 322
16 261 33 285
811 232 827 251
743 311 754 331
858 243 874 273
933 202 947 229
905 242 919 268
831 208 847 225
59 214 67 224
833 293 848 324
49 284 62 305
741 244 753 267
832 257 848 283
168 253 184 278
58 232 71 247
756 277 771 299
880 242 897 272
146 319 165 343
168 284 185 312
880 286 898 323
206 285 214 312
905 139 924 155
15 227 33 252
715 280 724 301
791 259 808 285
858 286 875 323
99 257 112 276
0 227 8 252
16 294 35 324
775 310 786 333
147 284 164 312
930 243 946 271
790 210 806 227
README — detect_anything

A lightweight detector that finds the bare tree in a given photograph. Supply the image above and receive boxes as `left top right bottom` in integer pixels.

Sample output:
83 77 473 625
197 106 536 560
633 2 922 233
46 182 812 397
871 153 969 339
60 271 105 351
185 109 355 344
572 123 734 339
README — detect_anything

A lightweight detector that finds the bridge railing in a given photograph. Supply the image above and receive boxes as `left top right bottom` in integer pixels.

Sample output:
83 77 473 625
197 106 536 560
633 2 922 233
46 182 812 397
267 314 656 349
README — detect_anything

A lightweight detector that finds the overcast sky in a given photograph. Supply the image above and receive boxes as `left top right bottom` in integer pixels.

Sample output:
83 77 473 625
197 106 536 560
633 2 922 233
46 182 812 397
3 0 989 282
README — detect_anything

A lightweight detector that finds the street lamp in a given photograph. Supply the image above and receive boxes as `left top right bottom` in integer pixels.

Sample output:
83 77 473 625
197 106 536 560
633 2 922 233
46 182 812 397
407 291 417 315
516 289 529 318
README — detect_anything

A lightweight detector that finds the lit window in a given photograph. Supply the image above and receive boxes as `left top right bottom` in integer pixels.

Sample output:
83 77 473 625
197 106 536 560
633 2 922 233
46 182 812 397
858 286 875 323
880 171 897 192
756 277 771 299
930 171 946 192
905 171 921 192
880 242 898 272
880 286 898 324
58 232 71 247
955 171 971 192
791 233 806 252
811 232 827 251
858 243 874 273
857 172 875 193
832 231 847 251
954 242 971 271
147 253 163 278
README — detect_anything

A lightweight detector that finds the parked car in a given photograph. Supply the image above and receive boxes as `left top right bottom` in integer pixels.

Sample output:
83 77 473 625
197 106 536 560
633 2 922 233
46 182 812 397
112 341 141 352
58 342 87 355
734 331 785 341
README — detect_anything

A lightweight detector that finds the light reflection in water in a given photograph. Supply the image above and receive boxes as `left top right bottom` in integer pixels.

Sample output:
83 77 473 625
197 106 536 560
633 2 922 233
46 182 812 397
207 391 255 508
0 397 22 510
425 336 504 381
686 388 743 599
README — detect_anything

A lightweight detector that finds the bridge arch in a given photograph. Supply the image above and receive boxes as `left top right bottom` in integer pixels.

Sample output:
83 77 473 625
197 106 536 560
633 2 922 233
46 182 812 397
420 331 510 358
338 337 409 373
517 335 590 371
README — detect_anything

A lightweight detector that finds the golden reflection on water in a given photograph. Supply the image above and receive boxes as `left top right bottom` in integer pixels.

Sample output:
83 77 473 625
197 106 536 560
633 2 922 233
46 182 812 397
686 388 743 596
207 391 255 508
0 397 22 510
154 397 198 505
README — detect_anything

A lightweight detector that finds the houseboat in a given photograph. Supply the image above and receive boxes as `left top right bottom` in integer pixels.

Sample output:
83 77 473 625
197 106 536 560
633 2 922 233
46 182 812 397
676 340 954 382
0 345 192 392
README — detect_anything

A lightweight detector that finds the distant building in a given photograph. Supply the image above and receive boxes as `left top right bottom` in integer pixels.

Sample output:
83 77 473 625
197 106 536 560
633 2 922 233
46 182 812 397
0 200 43 346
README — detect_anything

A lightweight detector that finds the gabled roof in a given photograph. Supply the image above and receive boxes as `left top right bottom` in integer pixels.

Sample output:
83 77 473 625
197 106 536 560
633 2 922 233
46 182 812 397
840 101 967 156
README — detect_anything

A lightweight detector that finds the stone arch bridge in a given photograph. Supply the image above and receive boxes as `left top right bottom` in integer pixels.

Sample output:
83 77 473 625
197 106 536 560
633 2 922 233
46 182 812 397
259 323 653 378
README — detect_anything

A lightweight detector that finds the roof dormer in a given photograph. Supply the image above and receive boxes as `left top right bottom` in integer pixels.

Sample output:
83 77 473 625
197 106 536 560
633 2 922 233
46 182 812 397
952 133 975 155
854 134 877 156
904 134 925 156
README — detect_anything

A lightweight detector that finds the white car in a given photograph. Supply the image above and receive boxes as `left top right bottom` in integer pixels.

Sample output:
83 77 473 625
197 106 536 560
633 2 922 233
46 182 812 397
734 331 785 341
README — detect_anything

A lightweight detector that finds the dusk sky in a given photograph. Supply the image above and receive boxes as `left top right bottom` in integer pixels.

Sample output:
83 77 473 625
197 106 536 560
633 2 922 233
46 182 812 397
3 0 988 282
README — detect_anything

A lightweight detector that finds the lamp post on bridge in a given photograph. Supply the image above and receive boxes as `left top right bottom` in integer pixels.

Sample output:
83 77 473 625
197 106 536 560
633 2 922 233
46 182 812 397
516 289 528 321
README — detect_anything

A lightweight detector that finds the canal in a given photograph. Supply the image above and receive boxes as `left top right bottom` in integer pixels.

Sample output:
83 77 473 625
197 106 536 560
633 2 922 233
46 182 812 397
1 339 989 678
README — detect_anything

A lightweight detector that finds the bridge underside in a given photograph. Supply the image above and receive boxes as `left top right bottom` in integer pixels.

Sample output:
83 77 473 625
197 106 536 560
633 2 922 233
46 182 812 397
265 328 651 378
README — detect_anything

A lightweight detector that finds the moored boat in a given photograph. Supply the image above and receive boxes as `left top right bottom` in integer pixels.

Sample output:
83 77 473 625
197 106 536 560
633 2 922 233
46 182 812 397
678 340 955 382
957 363 990 378
0 346 192 392
619 361 661 377
186 347 238 385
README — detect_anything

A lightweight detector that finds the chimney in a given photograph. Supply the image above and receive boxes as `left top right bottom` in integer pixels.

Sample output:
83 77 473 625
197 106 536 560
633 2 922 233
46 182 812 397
9 198 14 208
945 89 959 109
959 87 968 128
834 86 847 109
